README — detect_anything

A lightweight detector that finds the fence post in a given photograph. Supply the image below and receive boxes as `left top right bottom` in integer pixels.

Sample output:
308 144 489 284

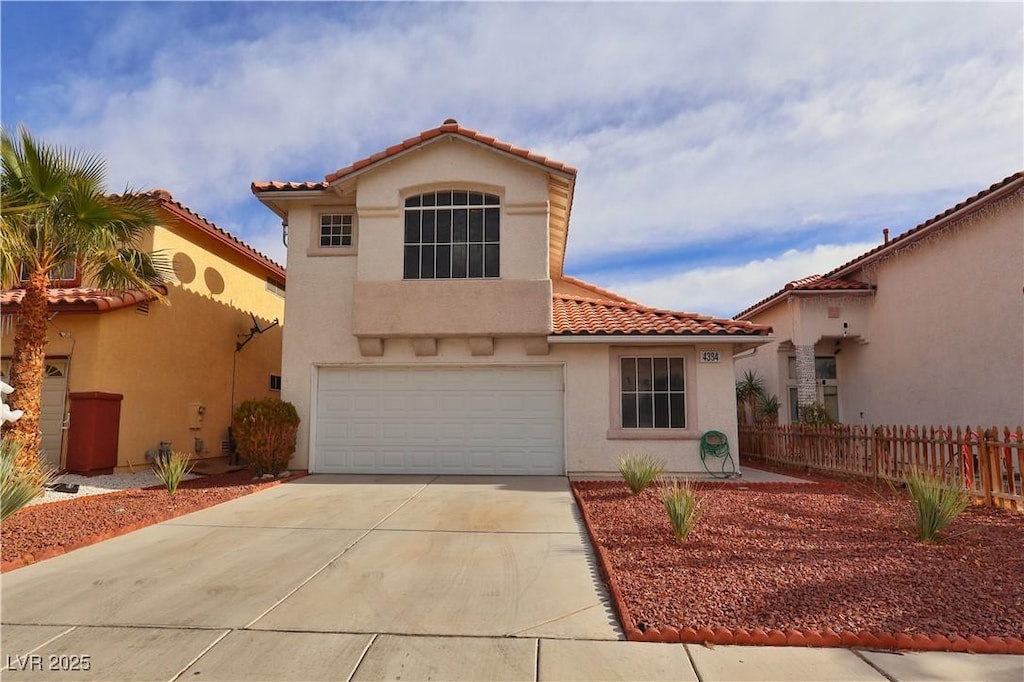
978 426 992 507
985 426 1002 509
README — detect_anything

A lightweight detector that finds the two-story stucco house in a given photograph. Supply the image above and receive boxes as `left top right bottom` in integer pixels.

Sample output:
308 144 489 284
253 120 770 476
734 171 1024 427
1 191 285 473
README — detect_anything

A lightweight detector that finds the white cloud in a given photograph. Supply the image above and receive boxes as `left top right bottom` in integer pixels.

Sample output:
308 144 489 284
9 2 1021 285
597 242 878 319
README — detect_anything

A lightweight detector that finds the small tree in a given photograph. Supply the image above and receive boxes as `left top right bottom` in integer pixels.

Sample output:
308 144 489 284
756 394 781 424
735 370 766 425
232 398 300 476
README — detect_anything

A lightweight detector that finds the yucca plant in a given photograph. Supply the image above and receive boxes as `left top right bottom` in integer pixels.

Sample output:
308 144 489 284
662 480 704 541
617 452 665 494
1 436 54 521
152 450 194 495
905 468 970 543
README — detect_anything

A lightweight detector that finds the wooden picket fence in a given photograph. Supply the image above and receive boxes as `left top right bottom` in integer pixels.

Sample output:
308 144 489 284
738 423 1024 511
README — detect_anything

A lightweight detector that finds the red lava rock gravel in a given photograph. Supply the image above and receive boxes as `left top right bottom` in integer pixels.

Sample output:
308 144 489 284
1 471 291 570
572 477 1024 647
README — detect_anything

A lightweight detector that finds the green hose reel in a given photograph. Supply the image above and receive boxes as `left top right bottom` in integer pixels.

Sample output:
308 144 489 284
700 430 738 479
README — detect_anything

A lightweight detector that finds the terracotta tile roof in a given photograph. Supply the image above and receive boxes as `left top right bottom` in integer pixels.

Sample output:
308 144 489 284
252 120 577 193
553 294 771 336
555 276 639 304
250 181 330 193
826 171 1024 278
147 190 285 279
325 120 577 184
735 275 873 319
1 287 166 314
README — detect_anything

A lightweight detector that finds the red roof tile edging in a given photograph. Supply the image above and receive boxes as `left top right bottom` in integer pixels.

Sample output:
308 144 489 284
253 120 576 193
554 293 771 336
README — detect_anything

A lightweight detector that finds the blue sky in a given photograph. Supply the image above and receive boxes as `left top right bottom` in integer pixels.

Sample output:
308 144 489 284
3 1 1021 317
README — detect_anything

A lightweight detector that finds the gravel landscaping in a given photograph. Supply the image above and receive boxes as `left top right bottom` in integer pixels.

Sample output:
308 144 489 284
2 470 290 569
572 475 1024 644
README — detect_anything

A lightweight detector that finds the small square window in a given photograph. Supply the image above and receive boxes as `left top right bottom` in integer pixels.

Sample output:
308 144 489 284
320 214 353 248
269 374 282 392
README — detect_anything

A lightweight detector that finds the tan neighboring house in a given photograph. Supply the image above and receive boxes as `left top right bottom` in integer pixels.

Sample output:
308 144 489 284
0 191 285 472
734 171 1024 427
252 120 770 476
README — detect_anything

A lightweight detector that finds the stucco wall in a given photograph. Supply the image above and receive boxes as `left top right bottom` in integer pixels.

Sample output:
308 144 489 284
839 193 1023 426
1 221 285 469
281 334 742 474
736 190 1024 427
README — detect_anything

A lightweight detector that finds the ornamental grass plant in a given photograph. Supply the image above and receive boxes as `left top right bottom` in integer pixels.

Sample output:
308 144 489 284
617 452 665 494
905 468 970 543
152 450 194 495
1 436 54 521
661 479 704 542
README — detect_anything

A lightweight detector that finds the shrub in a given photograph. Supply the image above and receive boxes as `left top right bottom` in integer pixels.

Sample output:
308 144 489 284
662 480 704 541
232 398 300 476
1 436 54 521
152 450 194 495
798 401 836 425
905 468 970 543
617 452 665 494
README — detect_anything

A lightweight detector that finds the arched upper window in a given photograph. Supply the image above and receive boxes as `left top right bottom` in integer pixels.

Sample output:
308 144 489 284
403 191 500 279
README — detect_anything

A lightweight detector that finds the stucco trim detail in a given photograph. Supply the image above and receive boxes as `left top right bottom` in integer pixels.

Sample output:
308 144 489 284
358 337 385 357
412 338 438 356
468 337 494 356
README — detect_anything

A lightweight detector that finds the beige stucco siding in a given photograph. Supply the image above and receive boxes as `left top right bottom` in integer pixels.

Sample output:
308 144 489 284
283 334 742 474
838 195 1023 426
736 190 1024 427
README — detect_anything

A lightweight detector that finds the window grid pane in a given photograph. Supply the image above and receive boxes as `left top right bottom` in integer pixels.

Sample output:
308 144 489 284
320 214 353 247
620 356 685 429
404 191 500 280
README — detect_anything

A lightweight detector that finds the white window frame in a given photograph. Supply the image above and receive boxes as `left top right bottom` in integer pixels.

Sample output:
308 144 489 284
308 209 358 257
269 374 282 392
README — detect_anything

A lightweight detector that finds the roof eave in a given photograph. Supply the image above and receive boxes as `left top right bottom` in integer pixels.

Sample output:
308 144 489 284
548 333 774 344
737 287 874 320
826 173 1024 279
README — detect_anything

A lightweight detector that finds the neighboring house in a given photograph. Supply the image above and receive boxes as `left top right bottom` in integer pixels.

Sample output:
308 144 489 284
252 120 770 476
0 191 285 472
734 172 1024 427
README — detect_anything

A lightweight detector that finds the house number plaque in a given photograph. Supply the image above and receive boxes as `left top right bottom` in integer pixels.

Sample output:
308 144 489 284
698 350 721 363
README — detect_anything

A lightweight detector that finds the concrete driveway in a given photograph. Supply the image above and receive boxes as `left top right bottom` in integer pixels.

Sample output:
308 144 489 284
3 475 1021 682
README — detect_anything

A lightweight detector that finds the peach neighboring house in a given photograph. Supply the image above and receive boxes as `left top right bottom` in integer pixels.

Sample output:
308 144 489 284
0 191 285 473
252 120 771 476
734 171 1024 427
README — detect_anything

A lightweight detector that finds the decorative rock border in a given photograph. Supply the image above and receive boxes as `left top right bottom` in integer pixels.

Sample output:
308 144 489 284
1 472 309 573
570 481 1024 655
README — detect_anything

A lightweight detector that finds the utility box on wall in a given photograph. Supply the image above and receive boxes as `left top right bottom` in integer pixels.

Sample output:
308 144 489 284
66 392 123 476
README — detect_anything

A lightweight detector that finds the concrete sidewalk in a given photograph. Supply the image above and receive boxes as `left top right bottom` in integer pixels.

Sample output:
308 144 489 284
2 475 1020 681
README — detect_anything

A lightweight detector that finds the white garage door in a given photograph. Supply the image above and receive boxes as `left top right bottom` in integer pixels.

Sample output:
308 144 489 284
315 365 564 475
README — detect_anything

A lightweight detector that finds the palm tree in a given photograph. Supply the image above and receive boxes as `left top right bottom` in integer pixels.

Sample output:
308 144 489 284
735 370 766 426
1 126 168 464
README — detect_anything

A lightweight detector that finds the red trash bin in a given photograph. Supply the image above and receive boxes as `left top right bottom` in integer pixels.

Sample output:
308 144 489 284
65 392 123 475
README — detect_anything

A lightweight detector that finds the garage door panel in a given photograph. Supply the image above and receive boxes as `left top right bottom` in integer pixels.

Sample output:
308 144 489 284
315 366 563 475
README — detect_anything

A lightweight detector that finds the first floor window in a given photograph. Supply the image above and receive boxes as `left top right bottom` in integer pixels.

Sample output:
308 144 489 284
620 356 685 429
320 214 353 247
269 374 282 391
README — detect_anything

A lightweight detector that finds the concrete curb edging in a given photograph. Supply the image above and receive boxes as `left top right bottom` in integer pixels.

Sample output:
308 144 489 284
1 472 310 573
569 481 1024 656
